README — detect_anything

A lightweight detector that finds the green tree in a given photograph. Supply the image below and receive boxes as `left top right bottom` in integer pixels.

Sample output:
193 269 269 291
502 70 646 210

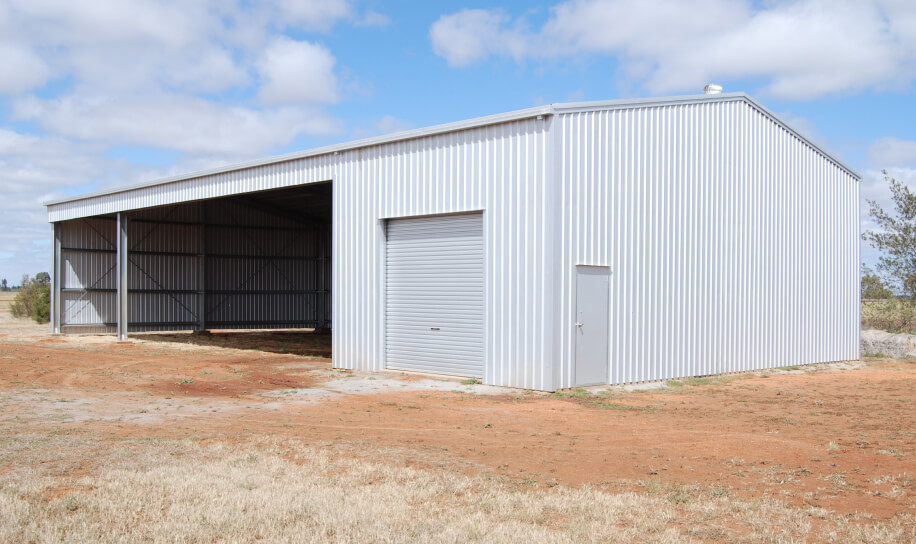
864 172 916 298
861 264 892 299
10 275 34 318
0 279 7 291
32 285 50 323
10 273 51 323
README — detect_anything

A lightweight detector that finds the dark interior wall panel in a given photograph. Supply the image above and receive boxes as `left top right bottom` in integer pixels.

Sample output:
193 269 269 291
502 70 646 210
130 222 201 255
203 222 330 329
57 183 332 333
60 290 116 333
62 250 117 290
129 292 200 330
204 294 323 327
59 217 117 332
128 254 199 291
124 205 202 329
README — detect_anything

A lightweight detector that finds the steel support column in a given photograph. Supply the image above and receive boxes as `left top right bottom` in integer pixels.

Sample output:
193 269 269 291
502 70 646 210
50 222 62 333
116 213 129 340
198 203 206 331
317 225 326 328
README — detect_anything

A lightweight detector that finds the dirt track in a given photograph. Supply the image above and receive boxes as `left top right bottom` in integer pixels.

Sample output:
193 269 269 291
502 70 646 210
0 318 913 523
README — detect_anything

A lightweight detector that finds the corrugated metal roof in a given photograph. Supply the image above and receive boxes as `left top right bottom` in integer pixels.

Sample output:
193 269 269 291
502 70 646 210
44 92 860 213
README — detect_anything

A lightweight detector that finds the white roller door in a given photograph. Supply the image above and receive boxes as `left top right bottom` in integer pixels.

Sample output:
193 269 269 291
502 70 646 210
385 213 484 377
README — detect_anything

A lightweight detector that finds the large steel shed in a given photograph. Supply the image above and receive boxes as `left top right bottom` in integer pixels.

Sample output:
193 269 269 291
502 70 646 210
45 92 861 391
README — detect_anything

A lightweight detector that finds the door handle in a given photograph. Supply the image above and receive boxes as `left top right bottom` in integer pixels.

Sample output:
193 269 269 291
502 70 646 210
576 322 583 327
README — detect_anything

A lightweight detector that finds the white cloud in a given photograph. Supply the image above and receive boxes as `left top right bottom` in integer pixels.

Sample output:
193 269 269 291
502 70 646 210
65 43 251 96
4 0 203 49
0 130 110 210
13 92 342 155
0 1 360 97
375 115 413 135
0 1 386 281
271 0 353 32
0 1 251 96
178 48 250 93
773 111 821 142
0 43 51 94
266 1 389 31
869 138 916 169
351 115 414 139
566 89 585 101
0 130 103 192
0 128 123 281
861 142 916 247
656 0 900 99
356 10 391 27
350 115 414 140
430 9 529 67
257 38 339 106
430 0 916 99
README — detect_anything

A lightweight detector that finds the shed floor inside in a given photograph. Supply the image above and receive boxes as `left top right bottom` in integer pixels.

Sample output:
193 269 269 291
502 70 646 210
130 329 331 358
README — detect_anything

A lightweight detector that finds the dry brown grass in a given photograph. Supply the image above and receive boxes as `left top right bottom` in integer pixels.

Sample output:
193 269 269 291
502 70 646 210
0 290 52 337
1 432 912 543
0 291 16 309
0 312 913 541
862 299 916 334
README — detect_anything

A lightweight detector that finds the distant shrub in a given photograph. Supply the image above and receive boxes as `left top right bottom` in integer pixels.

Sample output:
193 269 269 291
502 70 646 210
861 299 916 334
33 286 50 323
10 273 51 324
861 271 892 300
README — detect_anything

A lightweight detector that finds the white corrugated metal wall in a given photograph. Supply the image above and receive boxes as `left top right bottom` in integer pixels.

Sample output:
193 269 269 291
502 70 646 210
47 94 859 391
59 217 117 333
557 98 859 388
51 116 555 390
334 119 556 389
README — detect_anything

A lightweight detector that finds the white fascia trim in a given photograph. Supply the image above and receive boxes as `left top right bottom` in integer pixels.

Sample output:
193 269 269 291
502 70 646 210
45 91 859 211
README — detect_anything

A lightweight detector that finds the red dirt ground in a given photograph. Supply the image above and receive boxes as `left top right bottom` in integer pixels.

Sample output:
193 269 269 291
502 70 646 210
0 330 913 521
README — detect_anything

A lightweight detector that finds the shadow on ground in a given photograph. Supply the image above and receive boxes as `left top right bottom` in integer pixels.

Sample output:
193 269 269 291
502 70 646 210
130 329 332 358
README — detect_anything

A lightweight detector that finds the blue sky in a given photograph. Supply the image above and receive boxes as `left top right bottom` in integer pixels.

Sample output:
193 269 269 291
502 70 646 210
1 0 915 283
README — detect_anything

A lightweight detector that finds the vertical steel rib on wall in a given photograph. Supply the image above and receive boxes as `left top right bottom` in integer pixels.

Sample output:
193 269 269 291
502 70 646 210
50 97 857 390
51 115 552 389
58 191 333 333
58 217 117 333
201 199 328 330
50 222 62 333
127 205 200 331
332 118 553 389
558 99 859 388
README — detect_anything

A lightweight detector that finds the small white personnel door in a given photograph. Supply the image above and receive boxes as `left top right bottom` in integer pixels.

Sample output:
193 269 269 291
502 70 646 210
385 213 484 377
574 265 609 386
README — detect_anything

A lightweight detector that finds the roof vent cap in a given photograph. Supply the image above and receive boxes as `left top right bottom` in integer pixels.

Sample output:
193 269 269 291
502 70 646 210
703 84 723 95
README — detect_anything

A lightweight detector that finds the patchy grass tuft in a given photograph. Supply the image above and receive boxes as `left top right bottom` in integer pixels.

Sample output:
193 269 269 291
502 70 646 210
1 435 912 544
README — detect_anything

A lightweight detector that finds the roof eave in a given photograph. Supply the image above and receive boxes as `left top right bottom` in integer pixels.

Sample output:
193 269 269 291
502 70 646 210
45 91 860 209
44 104 557 207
